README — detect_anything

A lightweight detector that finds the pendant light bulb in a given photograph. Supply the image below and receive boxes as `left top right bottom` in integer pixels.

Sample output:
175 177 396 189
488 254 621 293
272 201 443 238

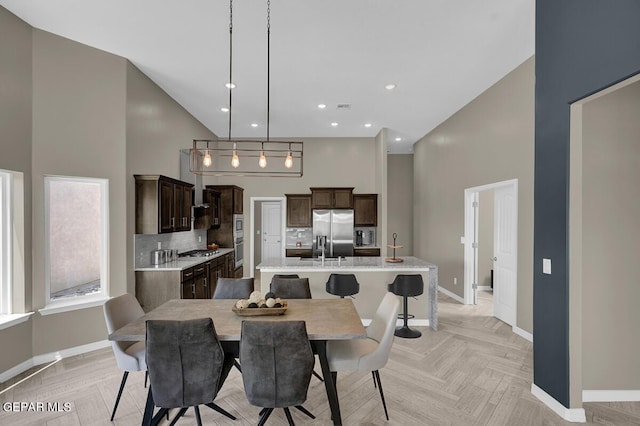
259 150 267 168
203 150 212 167
285 150 293 169
231 142 240 168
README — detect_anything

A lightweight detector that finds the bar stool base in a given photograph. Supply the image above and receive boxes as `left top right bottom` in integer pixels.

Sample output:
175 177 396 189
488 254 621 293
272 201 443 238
394 326 422 339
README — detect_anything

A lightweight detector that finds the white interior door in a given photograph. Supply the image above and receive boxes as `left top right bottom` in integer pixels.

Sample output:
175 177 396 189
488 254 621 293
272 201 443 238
261 202 282 261
493 186 517 325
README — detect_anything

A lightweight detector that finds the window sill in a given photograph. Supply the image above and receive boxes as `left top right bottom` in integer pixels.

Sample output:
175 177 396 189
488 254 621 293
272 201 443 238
39 297 110 316
0 312 34 331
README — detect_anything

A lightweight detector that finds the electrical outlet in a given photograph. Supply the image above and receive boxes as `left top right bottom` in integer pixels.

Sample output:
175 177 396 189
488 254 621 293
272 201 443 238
454 277 457 285
257 230 260 235
198 235 202 243
543 258 552 274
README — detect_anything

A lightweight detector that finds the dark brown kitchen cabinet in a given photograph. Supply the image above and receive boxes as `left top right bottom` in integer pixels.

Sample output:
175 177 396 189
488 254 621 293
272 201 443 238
286 194 312 227
207 258 225 297
310 187 354 209
135 175 194 234
286 248 312 258
354 248 380 257
206 185 244 248
354 194 378 227
181 264 207 299
203 188 221 229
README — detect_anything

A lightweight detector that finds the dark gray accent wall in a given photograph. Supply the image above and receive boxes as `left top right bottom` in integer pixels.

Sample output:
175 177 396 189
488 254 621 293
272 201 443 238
534 0 640 407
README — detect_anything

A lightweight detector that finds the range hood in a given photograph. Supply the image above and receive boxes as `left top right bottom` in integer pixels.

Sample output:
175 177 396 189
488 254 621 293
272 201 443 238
180 149 211 230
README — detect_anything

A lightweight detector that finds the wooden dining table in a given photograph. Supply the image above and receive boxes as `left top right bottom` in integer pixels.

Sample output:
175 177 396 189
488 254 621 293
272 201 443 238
108 298 367 426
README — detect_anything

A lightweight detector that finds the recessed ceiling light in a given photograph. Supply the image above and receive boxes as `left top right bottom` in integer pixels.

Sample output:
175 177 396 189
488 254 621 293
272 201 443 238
395 137 402 141
225 83 236 89
331 122 339 127
364 123 372 128
220 107 229 112
251 123 259 128
317 104 327 109
385 84 396 90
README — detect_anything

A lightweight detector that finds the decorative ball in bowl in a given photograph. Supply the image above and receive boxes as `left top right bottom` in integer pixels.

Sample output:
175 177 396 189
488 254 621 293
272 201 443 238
232 291 287 316
207 243 219 250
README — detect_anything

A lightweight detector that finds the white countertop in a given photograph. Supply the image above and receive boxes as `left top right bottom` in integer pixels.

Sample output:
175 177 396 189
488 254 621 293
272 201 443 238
257 256 435 271
135 248 234 272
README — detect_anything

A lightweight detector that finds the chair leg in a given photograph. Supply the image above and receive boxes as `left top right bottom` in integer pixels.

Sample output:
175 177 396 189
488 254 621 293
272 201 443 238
258 407 273 426
144 370 148 388
142 386 154 426
373 370 389 421
110 371 129 421
283 407 295 425
372 371 377 388
313 369 324 382
233 359 243 373
294 405 315 419
394 295 422 338
169 407 187 426
204 402 237 420
194 406 202 426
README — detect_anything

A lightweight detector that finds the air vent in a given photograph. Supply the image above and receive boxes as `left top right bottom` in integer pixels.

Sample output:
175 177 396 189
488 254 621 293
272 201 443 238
336 104 351 110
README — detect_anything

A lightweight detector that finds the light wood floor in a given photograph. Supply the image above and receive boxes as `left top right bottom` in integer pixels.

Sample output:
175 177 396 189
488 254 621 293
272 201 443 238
1 291 639 425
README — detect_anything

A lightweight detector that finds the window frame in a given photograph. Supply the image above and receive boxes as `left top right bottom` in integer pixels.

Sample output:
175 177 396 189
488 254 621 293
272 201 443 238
43 176 109 312
0 170 12 315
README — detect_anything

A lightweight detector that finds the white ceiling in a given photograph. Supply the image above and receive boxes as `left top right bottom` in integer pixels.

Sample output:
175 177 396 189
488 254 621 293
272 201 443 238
0 0 534 153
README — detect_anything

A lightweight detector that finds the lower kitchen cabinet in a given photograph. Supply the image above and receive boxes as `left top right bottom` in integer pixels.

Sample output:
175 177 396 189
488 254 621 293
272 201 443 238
354 248 381 257
234 266 243 278
286 248 312 258
135 251 235 312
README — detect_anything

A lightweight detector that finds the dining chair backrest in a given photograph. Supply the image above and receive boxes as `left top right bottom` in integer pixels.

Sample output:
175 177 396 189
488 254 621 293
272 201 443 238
360 292 401 371
103 294 146 371
212 277 254 299
270 277 312 299
240 321 314 408
272 274 300 279
146 318 225 408
326 273 360 298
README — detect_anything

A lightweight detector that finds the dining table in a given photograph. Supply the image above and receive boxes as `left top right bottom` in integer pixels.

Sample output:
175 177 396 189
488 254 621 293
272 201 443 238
108 298 367 426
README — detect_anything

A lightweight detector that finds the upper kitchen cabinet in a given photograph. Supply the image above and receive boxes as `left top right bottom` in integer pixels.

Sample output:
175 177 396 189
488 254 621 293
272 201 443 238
202 188 221 229
233 186 243 214
354 194 378 227
310 187 354 209
206 185 244 248
135 175 194 234
286 194 312 227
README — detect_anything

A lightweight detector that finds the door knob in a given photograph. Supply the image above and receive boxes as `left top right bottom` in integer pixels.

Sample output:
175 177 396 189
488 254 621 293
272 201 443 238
492 257 498 261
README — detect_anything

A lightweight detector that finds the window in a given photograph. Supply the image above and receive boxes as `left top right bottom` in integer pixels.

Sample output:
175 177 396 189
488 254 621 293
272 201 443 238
0 170 12 315
45 176 108 307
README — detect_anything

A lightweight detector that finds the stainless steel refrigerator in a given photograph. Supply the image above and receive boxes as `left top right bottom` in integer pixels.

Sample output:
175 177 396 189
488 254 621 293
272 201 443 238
312 209 354 257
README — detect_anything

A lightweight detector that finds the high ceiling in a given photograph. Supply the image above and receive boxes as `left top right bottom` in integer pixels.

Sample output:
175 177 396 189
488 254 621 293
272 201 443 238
0 0 534 153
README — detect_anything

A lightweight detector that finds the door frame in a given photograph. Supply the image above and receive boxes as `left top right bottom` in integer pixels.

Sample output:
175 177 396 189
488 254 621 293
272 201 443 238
249 196 286 278
463 179 518 317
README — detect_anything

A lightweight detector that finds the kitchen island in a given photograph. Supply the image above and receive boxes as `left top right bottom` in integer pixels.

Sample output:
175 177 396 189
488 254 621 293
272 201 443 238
257 256 438 330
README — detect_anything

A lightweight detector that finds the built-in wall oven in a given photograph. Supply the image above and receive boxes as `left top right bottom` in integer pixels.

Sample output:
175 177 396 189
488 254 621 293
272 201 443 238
233 215 244 268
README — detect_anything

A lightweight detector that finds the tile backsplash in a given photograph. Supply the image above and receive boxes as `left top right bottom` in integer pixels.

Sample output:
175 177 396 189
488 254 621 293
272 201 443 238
134 229 207 268
285 227 313 248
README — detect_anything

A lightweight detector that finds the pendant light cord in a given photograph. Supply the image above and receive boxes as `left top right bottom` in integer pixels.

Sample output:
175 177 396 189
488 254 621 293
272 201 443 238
228 0 233 142
266 0 271 142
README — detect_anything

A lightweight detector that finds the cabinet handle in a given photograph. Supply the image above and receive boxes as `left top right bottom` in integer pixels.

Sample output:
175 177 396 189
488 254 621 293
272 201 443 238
171 217 175 228
191 283 196 295
184 272 193 278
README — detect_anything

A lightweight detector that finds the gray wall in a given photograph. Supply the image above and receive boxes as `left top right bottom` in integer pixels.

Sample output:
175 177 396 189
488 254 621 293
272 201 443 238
478 190 494 287
254 201 264 275
413 57 534 333
0 6 33 373
387 154 413 256
125 62 215 293
582 80 640 390
30 29 127 356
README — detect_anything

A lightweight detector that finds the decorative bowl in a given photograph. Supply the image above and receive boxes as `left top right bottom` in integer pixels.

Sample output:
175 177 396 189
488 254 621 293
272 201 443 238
232 301 288 316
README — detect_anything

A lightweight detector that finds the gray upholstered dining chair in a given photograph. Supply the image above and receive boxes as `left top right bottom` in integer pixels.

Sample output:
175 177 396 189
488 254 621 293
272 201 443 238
212 277 254 299
326 292 400 420
103 293 147 421
145 318 236 425
270 277 312 299
240 321 315 425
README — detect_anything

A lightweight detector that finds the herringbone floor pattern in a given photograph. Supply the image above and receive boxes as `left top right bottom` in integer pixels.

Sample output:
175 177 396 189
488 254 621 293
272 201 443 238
1 291 639 425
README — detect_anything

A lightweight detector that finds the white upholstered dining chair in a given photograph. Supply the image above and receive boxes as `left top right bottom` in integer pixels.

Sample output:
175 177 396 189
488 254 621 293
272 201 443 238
326 291 400 420
103 293 147 421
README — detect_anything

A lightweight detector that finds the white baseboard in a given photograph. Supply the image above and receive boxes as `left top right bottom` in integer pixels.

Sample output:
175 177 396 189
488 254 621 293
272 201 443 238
1 340 110 383
583 390 640 402
513 326 533 342
531 384 586 422
438 287 465 304
477 286 492 291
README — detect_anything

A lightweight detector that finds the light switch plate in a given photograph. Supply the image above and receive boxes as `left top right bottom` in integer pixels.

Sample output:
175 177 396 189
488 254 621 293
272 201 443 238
460 236 465 244
543 258 552 274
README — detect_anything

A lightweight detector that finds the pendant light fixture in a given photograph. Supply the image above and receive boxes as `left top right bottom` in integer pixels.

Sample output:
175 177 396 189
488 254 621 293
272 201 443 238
189 0 303 177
